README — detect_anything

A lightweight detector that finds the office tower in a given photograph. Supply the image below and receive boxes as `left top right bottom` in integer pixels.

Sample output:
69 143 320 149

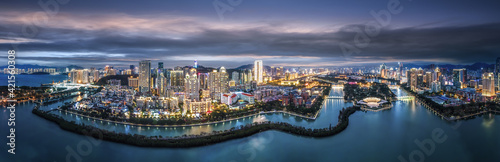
247 69 253 83
453 69 467 89
425 72 432 88
198 73 209 89
168 69 184 93
185 68 200 100
409 68 417 90
406 70 411 87
379 63 387 78
194 60 198 68
398 62 403 79
239 70 247 84
232 71 239 84
139 60 151 92
482 72 495 97
158 71 168 97
208 67 229 101
434 67 441 81
417 74 424 88
254 60 263 84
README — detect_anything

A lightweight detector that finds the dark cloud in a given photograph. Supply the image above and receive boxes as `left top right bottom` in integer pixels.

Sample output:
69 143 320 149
0 0 499 68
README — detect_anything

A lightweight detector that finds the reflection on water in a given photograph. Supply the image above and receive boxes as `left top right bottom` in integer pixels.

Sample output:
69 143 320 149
44 88 352 137
482 113 495 128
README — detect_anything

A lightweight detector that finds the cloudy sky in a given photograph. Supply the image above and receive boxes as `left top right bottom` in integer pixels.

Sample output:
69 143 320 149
0 0 499 68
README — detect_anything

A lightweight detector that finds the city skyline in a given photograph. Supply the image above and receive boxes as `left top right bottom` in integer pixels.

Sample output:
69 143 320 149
1 0 500 68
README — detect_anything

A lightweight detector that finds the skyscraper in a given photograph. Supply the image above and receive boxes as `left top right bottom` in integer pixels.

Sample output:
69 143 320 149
185 68 200 100
482 72 495 97
409 68 418 90
254 60 263 84
232 71 239 84
139 60 151 92
453 69 467 89
398 62 403 79
208 67 229 100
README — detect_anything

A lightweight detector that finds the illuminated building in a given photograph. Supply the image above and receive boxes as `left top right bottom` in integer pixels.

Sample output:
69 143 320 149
482 72 495 97
254 60 263 84
128 76 138 88
208 67 229 101
183 99 211 114
232 71 239 84
453 68 467 89
184 68 200 100
139 60 151 92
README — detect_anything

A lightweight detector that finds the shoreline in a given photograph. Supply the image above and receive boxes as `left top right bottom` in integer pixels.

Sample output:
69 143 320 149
399 86 498 121
33 105 360 148
50 86 334 128
58 109 319 128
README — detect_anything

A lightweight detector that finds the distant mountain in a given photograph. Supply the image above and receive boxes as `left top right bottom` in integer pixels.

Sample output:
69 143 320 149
235 64 271 70
66 65 84 70
0 64 56 69
235 64 253 70
403 62 494 71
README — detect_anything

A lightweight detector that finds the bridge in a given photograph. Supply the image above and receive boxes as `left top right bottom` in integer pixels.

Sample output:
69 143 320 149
389 85 400 89
312 77 336 84
312 77 344 88
396 96 414 100
331 84 344 88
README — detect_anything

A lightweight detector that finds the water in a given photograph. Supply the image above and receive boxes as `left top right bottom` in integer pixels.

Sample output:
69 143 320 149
0 74 68 87
1 87 499 161
48 88 351 137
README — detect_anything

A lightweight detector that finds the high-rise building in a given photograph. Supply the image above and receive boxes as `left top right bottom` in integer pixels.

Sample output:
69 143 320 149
425 72 432 88
398 62 403 79
168 69 184 93
254 60 263 84
128 76 138 88
194 60 198 68
232 71 239 84
208 67 229 101
431 81 441 93
139 60 151 92
69 69 90 84
453 69 467 89
158 71 168 97
185 68 200 100
409 68 418 90
482 72 495 97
